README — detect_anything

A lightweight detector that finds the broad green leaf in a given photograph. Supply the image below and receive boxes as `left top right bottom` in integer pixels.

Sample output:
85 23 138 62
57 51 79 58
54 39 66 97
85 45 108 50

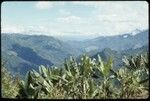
25 71 33 89
103 57 113 76
92 89 98 98
40 65 48 78
32 70 40 78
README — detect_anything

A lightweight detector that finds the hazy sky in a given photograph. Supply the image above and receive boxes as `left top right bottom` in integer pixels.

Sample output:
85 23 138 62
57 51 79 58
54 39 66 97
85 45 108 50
1 1 148 38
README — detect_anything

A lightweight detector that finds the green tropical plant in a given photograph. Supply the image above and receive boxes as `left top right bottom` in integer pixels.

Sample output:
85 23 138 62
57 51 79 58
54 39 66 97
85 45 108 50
14 54 149 99
123 54 149 84
17 71 42 99
115 54 149 99
1 60 20 98
122 54 148 70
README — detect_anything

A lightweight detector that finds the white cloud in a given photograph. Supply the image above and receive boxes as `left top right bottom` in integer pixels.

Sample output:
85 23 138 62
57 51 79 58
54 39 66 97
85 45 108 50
36 1 54 9
88 1 149 35
68 1 148 36
58 9 71 16
70 1 98 6
1 25 25 33
2 1 148 39
56 16 81 24
35 1 66 10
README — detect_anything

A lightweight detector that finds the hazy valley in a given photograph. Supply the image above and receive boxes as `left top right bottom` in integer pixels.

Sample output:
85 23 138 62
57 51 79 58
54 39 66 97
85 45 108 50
1 29 148 77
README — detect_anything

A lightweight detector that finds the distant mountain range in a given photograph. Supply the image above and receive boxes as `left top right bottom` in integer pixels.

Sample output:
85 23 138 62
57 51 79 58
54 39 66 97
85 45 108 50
1 29 149 76
68 30 148 52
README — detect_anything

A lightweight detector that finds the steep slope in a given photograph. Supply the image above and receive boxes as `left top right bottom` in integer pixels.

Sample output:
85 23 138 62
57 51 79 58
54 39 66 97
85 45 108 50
1 33 82 76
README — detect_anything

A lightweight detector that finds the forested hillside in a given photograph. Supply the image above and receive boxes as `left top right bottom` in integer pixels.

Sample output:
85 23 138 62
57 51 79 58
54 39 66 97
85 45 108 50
1 34 82 76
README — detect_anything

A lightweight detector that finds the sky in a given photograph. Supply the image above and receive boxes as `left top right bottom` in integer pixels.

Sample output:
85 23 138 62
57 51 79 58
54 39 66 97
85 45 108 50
1 1 149 40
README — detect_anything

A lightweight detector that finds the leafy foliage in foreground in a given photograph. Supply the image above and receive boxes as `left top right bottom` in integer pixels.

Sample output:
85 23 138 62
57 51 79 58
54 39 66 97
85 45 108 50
1 60 20 98
15 54 149 99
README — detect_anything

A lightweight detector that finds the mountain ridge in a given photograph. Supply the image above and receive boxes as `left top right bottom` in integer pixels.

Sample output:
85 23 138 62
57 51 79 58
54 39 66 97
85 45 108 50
1 29 148 76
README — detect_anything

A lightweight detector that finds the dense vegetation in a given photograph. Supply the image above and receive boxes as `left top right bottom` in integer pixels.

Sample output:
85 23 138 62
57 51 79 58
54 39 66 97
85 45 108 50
1 60 20 98
1 53 149 99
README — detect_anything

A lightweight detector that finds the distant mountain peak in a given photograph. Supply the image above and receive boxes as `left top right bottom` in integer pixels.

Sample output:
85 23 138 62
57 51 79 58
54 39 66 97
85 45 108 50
131 28 142 36
123 34 128 38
